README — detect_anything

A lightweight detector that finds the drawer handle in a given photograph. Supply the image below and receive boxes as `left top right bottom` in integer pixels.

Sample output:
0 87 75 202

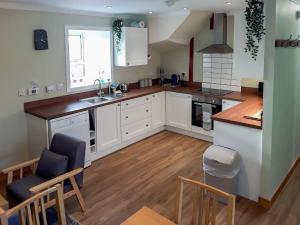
126 132 129 135
152 95 155 97
126 103 129 106
146 124 149 127
146 110 149 112
117 104 120 106
126 116 129 119
146 98 149 101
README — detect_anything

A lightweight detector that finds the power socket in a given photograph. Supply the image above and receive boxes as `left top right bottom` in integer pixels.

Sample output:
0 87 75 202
28 87 39 96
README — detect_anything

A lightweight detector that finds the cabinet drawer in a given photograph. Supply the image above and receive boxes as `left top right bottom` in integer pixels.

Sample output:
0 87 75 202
121 104 151 125
121 96 150 110
122 118 151 142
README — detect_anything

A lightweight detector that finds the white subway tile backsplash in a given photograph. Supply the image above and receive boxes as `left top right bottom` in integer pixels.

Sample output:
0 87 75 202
212 74 221 79
221 85 232 91
221 74 232 80
203 72 212 78
203 57 212 63
203 67 212 73
222 68 232 74
212 68 222 74
211 57 223 63
203 78 211 83
202 83 211 88
203 63 212 68
203 54 211 58
222 58 233 64
211 84 221 89
222 63 232 69
211 78 221 84
211 63 222 69
221 79 231 85
202 53 240 92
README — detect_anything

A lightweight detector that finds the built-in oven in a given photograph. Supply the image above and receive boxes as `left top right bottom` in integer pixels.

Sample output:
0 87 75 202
192 95 222 130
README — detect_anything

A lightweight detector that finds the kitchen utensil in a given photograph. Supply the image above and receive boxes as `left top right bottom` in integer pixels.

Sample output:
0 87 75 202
171 74 178 86
120 83 128 93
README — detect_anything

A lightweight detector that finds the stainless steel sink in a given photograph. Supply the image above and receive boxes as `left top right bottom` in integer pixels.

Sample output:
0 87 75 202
80 94 125 105
80 96 110 104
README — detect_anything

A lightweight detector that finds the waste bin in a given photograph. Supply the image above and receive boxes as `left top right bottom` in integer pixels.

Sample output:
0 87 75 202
203 145 240 196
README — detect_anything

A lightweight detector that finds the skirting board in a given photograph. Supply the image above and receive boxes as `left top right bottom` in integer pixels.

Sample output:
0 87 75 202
165 126 213 143
258 154 300 209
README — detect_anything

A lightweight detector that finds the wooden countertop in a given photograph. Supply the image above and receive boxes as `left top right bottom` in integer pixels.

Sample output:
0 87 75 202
24 85 263 129
212 92 263 129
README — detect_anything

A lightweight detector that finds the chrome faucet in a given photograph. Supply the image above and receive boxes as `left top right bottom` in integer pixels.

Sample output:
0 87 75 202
94 79 104 97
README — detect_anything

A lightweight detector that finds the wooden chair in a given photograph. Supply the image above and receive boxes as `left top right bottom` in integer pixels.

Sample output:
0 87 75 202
2 134 87 212
121 176 236 225
0 184 66 225
175 176 236 225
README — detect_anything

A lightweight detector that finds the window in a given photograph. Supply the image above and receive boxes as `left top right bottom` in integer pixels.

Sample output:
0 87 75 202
65 26 112 92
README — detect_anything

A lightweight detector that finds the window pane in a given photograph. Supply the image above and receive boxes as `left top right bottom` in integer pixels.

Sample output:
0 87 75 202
69 35 83 61
67 28 112 90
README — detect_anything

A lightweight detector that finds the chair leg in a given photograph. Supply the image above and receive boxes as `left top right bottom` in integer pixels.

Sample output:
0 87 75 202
69 177 87 212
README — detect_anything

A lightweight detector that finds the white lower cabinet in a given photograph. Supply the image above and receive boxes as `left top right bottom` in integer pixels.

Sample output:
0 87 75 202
151 91 166 129
122 118 151 141
166 91 192 131
96 103 121 153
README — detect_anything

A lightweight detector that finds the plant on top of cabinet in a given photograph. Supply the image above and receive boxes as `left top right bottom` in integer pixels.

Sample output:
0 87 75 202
244 0 266 60
113 18 123 53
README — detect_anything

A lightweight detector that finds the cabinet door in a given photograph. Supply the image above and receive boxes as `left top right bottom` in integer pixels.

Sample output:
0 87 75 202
166 92 192 131
96 103 121 152
151 91 166 129
125 27 148 66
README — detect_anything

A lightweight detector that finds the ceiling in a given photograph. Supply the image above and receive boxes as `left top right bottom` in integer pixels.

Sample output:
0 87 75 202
0 0 245 15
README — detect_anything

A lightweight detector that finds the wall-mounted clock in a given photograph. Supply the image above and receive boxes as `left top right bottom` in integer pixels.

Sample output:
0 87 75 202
34 29 48 50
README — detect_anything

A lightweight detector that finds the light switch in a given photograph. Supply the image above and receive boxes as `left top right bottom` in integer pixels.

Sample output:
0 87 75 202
18 89 26 97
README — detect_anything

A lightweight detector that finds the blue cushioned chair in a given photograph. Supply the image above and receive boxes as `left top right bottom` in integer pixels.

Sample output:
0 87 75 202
2 133 87 212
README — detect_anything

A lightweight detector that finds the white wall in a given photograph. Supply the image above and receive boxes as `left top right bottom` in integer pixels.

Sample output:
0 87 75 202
261 0 300 200
232 10 265 80
0 8 161 169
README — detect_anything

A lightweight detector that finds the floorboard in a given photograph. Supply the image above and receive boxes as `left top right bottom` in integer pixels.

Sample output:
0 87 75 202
63 131 300 225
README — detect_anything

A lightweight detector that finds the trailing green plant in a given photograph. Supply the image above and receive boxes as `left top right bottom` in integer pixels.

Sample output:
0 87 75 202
244 0 266 60
113 18 123 52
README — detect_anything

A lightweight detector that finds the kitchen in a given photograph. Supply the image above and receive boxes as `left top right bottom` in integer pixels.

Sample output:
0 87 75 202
0 0 299 224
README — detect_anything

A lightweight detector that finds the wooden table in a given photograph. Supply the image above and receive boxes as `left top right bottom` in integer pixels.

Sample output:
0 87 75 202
0 195 8 210
121 207 176 225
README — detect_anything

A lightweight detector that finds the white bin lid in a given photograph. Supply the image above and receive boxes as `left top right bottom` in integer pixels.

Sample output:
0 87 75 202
203 145 240 173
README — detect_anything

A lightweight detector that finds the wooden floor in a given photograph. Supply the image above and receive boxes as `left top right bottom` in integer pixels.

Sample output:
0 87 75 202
66 131 300 225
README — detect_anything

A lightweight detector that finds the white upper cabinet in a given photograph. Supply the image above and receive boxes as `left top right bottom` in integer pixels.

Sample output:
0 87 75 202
96 103 121 152
150 91 166 129
114 27 148 67
166 91 192 131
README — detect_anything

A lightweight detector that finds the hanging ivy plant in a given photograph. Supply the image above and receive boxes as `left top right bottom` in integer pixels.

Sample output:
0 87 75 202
244 0 266 60
113 18 123 53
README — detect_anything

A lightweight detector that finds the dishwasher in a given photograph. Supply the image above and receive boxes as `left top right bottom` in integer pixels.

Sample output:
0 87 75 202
49 111 91 167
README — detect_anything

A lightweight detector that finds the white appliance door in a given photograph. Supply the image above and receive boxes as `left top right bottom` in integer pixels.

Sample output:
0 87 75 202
49 112 91 167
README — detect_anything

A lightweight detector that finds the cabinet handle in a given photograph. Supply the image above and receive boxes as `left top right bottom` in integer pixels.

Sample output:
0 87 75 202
146 110 149 112
152 95 155 97
146 98 149 101
146 124 149 127
126 116 128 119
126 132 129 135
117 104 120 106
126 103 129 106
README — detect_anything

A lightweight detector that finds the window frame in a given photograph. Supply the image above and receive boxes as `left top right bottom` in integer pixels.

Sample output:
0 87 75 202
65 25 114 93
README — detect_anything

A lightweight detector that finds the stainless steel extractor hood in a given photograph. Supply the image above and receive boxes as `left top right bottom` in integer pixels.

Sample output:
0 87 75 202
197 13 233 54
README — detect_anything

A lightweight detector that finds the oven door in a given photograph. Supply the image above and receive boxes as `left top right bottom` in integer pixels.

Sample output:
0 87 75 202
192 101 203 127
